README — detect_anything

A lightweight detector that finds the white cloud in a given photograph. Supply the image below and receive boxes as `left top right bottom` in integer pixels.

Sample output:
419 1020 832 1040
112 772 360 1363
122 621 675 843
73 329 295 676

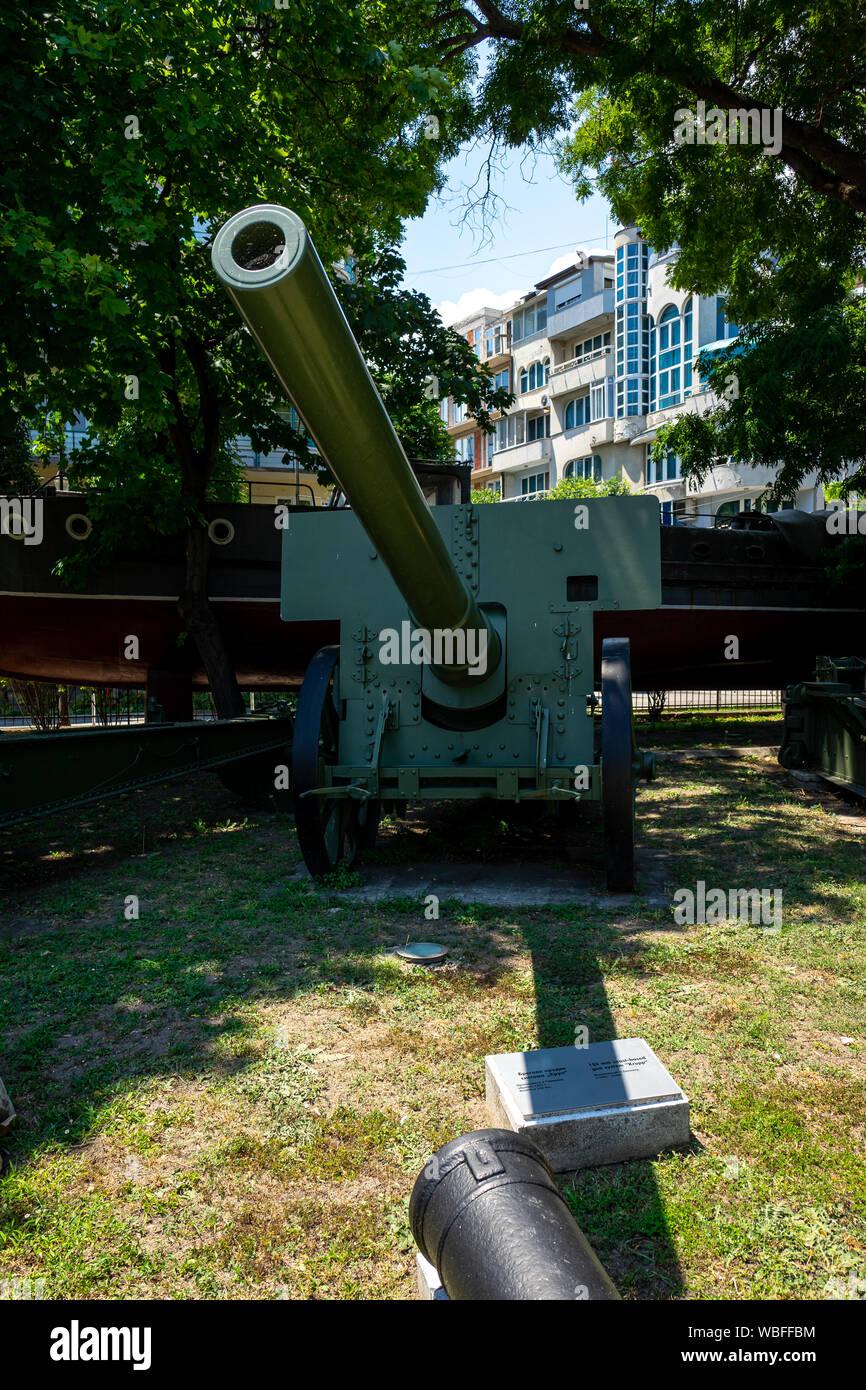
435 245 609 326
435 287 523 327
545 253 581 278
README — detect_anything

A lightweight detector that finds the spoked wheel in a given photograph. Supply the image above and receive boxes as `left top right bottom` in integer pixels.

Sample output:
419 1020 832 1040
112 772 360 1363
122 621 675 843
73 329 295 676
601 637 636 892
292 646 377 877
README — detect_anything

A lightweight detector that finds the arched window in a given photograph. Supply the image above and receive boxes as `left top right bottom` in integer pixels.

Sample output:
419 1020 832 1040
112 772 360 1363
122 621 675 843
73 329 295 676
565 395 591 431
543 357 550 385
657 305 682 409
519 366 528 393
564 455 602 482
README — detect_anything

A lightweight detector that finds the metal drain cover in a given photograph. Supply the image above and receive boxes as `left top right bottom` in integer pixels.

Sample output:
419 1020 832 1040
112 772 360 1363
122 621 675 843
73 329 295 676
394 942 449 965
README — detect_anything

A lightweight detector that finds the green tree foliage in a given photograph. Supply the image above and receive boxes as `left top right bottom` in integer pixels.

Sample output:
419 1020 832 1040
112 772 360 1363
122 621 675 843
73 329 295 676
469 486 501 503
336 240 513 464
432 1 866 493
470 474 628 502
0 419 38 492
545 473 629 500
0 0 475 711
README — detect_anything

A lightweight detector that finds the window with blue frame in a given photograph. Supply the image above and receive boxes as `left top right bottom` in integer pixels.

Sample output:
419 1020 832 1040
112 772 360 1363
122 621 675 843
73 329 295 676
646 448 680 484
716 296 738 340
455 434 474 463
519 359 550 392
657 305 682 408
574 331 611 360
565 454 602 482
683 297 693 395
565 395 592 430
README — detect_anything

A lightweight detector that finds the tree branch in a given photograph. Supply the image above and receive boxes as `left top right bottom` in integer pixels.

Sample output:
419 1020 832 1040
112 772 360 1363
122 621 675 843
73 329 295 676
441 3 866 212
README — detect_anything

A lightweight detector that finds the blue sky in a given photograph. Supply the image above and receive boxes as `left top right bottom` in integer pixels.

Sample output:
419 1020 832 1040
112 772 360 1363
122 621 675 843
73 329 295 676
400 143 615 325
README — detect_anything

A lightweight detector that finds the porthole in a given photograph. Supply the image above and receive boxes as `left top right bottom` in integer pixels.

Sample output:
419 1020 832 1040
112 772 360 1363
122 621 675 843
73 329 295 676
208 517 235 546
65 513 92 541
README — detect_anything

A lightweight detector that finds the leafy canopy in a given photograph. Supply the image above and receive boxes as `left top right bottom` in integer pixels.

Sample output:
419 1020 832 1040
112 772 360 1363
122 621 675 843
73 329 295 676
430 1 866 493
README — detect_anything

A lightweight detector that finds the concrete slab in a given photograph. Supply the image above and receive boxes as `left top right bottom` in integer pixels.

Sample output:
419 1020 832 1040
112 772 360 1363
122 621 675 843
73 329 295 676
294 851 670 908
416 1252 449 1300
486 1039 689 1172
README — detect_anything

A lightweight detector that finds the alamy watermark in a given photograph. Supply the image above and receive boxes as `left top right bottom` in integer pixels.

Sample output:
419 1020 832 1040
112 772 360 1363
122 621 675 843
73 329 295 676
825 496 866 534
378 620 488 677
0 496 43 545
825 1274 866 1300
1 1276 45 1299
50 1321 152 1370
674 100 782 158
672 880 782 932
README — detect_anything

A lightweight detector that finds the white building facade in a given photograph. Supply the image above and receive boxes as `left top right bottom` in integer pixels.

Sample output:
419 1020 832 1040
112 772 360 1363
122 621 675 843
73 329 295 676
450 226 825 518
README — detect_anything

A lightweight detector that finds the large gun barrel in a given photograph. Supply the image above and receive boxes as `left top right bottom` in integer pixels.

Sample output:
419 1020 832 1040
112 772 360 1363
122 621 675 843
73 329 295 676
410 1129 621 1300
211 204 499 685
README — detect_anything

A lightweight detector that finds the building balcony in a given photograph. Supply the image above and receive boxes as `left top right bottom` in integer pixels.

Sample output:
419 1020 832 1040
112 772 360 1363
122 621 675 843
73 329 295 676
447 415 477 437
646 388 714 432
514 379 554 408
613 417 646 443
491 437 553 472
482 347 511 371
559 417 614 451
546 289 615 341
548 349 612 397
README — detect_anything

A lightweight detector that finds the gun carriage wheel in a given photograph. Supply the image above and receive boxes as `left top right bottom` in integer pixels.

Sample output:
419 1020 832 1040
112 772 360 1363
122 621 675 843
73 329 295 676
601 637 638 893
292 645 379 876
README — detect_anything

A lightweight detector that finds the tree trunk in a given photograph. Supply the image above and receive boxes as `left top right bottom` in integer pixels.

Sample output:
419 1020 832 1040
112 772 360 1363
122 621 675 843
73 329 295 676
178 523 246 719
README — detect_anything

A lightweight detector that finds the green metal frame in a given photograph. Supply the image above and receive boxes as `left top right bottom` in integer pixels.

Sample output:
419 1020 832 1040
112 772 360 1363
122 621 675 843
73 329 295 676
779 657 866 798
0 714 294 828
281 496 661 809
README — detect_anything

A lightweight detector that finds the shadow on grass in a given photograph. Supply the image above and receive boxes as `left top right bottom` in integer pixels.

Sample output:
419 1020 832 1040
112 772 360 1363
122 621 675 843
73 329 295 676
1 750 861 1297
0 777 694 1299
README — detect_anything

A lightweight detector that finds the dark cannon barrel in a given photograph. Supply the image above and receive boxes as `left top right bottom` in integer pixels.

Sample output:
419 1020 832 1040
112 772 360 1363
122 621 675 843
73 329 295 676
409 1129 621 1301
211 204 500 685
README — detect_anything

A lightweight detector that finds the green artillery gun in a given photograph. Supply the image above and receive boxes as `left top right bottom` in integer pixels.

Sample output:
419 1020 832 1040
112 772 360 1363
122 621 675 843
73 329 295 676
212 206 660 890
779 656 866 799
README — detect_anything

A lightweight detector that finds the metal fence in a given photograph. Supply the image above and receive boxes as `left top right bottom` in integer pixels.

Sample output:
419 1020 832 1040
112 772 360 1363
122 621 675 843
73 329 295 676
0 684 293 730
1 679 781 731
631 689 783 715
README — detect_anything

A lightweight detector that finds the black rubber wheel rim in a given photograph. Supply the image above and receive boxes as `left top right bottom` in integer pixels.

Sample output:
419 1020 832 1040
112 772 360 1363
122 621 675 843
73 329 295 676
292 646 360 877
601 636 636 892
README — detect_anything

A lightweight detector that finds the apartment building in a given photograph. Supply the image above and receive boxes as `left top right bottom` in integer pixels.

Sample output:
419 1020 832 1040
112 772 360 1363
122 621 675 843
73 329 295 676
31 412 329 509
445 227 824 518
638 247 822 522
439 306 512 484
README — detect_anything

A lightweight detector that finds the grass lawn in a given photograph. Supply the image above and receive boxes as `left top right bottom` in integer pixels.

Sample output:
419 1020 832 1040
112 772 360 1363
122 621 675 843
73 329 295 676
0 715 863 1300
